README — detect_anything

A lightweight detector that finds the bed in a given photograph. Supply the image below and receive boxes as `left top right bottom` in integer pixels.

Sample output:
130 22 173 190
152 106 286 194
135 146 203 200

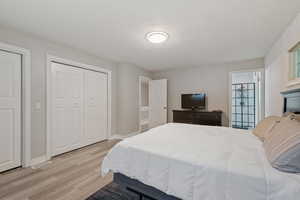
102 123 300 200
102 89 300 200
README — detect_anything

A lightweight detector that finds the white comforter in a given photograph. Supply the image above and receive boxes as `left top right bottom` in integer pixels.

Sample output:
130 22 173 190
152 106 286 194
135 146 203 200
102 123 300 200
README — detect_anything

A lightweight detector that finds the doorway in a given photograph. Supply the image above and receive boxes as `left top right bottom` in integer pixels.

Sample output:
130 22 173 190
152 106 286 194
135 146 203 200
139 77 167 132
229 69 264 129
139 76 151 132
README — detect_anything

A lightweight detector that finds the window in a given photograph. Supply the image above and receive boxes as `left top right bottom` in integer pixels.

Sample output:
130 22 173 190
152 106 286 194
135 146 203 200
289 42 300 82
231 83 256 130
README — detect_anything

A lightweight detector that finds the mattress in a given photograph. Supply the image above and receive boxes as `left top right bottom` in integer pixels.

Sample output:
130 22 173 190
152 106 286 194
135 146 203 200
102 123 300 200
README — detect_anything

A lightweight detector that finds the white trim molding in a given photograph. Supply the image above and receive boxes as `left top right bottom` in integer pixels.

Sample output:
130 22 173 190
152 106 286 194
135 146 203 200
110 131 140 140
0 42 32 167
30 155 47 167
46 54 112 161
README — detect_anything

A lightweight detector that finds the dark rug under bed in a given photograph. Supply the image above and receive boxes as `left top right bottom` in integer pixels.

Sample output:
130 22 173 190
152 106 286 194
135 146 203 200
86 182 141 200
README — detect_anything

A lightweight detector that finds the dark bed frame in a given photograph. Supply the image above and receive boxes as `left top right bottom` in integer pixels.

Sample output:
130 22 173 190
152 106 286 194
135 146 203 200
114 173 180 200
113 88 300 200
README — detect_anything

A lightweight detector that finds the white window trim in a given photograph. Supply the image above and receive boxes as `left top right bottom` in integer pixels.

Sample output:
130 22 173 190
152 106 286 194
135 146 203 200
46 55 112 161
0 42 32 167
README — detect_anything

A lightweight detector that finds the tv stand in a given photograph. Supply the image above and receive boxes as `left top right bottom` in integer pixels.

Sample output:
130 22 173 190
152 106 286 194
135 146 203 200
172 110 222 126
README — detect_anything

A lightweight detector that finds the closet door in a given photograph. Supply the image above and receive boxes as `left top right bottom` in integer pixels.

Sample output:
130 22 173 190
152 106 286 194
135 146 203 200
0 50 21 172
51 63 84 156
84 70 108 145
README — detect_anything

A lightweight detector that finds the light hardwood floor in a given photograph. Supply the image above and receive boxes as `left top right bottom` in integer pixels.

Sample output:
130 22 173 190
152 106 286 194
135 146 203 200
0 139 120 200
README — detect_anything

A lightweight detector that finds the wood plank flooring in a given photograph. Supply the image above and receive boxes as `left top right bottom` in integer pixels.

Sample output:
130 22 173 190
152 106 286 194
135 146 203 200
0 139 120 200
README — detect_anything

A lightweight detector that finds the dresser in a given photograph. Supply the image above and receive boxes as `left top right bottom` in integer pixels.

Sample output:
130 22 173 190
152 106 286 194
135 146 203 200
173 110 222 126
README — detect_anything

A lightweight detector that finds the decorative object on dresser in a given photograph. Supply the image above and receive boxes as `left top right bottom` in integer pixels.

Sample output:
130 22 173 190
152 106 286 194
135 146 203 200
173 110 222 126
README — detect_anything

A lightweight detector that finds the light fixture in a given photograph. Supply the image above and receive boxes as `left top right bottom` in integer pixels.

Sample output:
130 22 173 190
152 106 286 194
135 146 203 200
146 31 169 43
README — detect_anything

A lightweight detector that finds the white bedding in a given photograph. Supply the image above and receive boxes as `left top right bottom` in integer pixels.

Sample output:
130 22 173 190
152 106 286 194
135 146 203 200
102 123 300 200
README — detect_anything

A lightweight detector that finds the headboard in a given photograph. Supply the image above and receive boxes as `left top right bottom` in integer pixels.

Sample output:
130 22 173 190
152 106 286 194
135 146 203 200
281 88 300 114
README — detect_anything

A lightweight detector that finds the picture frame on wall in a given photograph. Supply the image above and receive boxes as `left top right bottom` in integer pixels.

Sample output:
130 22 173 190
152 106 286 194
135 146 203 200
288 41 300 87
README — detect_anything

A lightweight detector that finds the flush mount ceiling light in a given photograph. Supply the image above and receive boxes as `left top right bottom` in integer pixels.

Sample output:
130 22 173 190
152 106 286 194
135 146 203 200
146 31 169 43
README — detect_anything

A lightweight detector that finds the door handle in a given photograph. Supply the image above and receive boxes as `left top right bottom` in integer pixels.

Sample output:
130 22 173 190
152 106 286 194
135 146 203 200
163 107 167 110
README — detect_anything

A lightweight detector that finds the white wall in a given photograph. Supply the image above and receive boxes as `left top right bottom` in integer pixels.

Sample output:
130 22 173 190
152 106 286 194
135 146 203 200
265 12 300 116
0 26 118 159
117 63 153 135
232 72 256 84
153 58 264 126
0 26 151 159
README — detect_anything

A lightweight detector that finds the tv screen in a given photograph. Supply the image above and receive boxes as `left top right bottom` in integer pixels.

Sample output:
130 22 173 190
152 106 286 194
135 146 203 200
181 93 206 109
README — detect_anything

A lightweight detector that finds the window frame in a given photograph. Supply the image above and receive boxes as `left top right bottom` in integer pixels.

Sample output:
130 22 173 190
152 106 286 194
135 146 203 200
288 41 300 87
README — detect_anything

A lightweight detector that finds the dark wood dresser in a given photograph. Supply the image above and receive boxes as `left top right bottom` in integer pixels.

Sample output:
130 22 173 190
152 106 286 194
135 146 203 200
173 110 222 126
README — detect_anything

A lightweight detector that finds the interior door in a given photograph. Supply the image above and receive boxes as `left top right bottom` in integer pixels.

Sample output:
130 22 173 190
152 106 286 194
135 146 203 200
51 62 84 156
84 70 108 145
149 79 167 128
0 50 21 172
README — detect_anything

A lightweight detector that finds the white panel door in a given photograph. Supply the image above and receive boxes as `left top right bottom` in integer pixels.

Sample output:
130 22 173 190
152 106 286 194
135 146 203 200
84 70 108 145
51 63 84 156
149 79 167 128
0 50 21 172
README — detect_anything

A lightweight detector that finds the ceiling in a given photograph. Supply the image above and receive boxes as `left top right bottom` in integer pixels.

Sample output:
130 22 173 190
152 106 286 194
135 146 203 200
0 0 299 71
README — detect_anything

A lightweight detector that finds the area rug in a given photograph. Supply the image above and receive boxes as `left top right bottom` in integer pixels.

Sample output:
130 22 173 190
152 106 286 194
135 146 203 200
86 182 138 200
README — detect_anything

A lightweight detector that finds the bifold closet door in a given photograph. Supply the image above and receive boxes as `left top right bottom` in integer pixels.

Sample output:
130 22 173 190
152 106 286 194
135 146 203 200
51 63 84 156
0 50 21 172
84 70 107 145
51 62 108 156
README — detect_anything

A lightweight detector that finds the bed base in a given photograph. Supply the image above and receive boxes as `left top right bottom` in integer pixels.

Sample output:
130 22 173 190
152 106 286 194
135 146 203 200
114 173 181 200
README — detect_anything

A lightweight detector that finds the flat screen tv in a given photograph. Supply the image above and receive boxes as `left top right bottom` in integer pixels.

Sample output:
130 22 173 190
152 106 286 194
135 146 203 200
181 93 206 109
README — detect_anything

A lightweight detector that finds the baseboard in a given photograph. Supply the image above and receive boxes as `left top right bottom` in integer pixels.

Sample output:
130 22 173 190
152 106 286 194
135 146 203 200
110 131 140 140
30 155 48 167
